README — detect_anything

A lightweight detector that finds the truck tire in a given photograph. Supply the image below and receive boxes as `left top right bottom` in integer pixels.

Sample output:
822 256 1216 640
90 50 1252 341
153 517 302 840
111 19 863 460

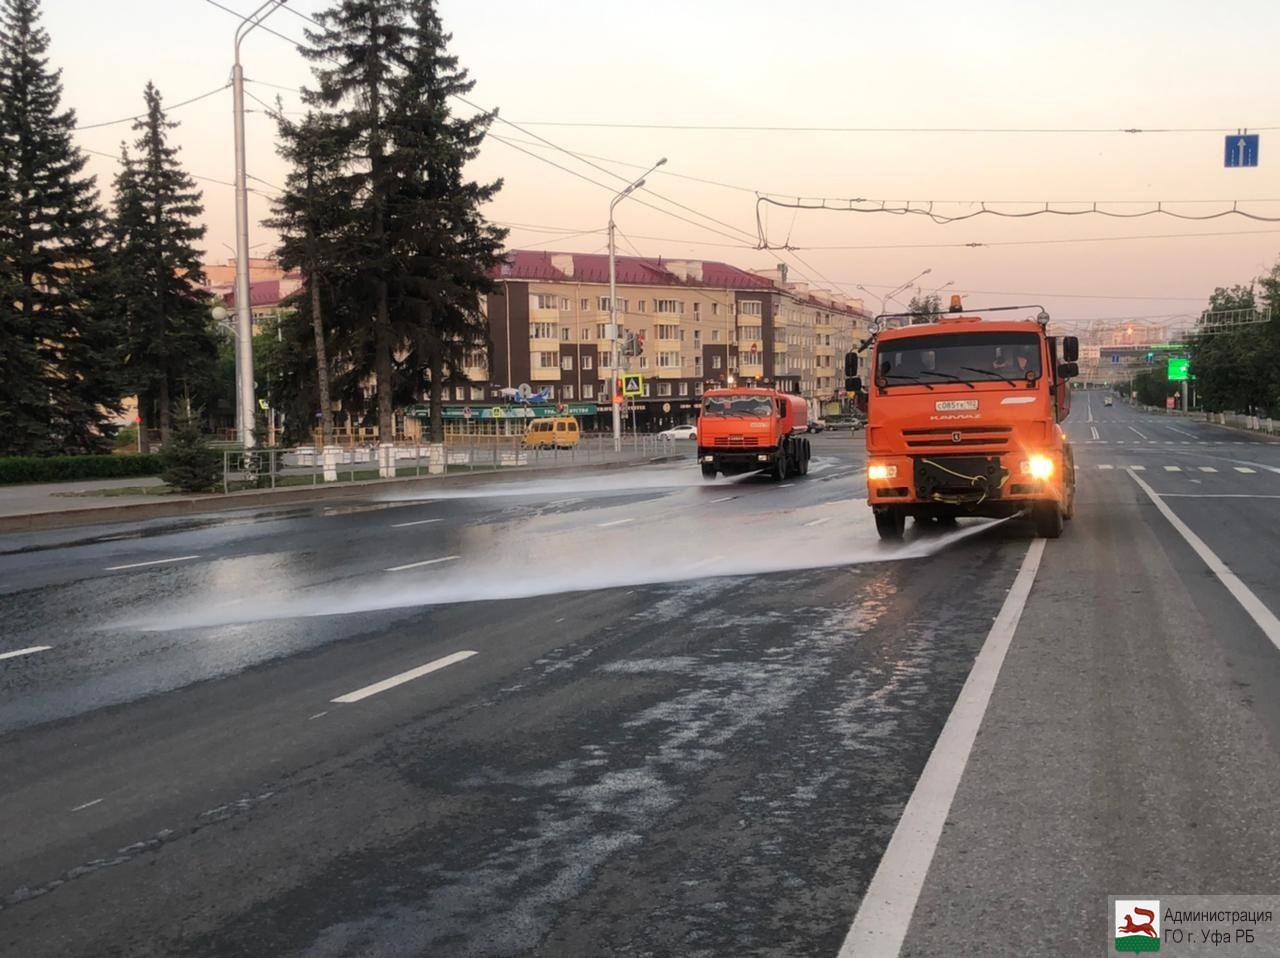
701 463 717 480
798 440 810 476
772 453 788 481
1034 501 1064 538
874 507 906 541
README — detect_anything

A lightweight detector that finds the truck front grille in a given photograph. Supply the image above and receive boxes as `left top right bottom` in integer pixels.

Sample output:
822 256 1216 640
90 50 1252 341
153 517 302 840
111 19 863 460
713 436 761 447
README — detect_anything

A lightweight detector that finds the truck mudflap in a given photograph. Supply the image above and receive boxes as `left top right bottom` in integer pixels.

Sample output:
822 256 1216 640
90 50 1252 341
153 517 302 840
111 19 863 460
912 455 1010 505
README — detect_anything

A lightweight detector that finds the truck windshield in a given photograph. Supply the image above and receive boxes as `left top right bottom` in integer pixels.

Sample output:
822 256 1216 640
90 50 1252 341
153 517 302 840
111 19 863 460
875 331 1042 386
703 397 772 417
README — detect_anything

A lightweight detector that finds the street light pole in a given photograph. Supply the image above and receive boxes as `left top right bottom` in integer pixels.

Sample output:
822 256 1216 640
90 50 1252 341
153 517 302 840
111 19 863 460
229 0 288 449
608 156 666 452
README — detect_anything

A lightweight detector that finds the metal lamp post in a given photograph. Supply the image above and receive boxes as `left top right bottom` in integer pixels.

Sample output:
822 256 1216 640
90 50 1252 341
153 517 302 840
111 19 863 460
228 0 289 449
608 156 666 451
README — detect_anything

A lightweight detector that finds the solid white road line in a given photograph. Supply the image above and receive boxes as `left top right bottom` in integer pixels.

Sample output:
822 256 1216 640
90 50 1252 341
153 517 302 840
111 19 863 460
1235 467 1257 474
1086 397 1094 424
839 540 1046 958
1129 425 1148 440
1164 465 1182 472
0 645 52 662
779 483 794 488
384 555 459 573
1169 426 1199 439
1159 493 1280 499
1130 470 1280 654
104 555 200 571
71 799 103 812
331 650 478 704
710 496 737 503
804 516 832 526
1090 426 1100 440
596 517 635 528
391 518 443 528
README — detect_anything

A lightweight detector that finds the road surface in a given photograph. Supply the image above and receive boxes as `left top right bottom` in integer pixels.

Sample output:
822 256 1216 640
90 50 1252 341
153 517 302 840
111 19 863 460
2 393 1279 957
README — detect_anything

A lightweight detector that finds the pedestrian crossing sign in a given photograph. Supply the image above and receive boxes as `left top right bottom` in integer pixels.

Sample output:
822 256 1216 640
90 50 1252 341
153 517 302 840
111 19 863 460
622 374 644 397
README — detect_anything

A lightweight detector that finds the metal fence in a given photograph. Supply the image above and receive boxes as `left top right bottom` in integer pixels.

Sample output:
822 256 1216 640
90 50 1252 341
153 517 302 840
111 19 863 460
1137 403 1277 436
220 433 687 492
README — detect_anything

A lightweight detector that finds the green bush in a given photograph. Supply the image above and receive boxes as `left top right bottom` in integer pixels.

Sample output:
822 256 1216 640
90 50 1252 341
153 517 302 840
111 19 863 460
0 454 164 485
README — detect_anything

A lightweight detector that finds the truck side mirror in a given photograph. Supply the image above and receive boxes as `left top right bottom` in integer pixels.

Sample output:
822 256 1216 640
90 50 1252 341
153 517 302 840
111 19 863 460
844 352 859 376
1058 361 1079 379
1062 336 1079 362
845 376 862 394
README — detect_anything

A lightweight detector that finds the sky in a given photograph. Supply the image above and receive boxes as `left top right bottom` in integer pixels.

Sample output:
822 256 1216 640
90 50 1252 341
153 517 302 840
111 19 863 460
46 0 1280 328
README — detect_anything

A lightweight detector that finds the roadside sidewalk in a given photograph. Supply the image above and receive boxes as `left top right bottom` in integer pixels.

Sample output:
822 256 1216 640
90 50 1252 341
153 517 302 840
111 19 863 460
0 451 689 534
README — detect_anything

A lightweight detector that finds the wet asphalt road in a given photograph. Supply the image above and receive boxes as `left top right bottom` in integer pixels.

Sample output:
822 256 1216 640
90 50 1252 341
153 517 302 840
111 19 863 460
2 395 1280 957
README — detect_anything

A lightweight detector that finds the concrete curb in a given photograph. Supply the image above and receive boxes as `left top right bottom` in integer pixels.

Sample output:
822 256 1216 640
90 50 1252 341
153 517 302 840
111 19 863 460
0 454 690 534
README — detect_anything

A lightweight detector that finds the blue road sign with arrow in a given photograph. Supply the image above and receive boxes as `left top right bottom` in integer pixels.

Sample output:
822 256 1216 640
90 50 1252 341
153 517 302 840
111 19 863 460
1225 133 1260 168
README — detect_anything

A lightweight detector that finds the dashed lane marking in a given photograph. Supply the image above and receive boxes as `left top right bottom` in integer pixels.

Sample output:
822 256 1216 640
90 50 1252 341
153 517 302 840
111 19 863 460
104 555 201 571
331 650 478 704
384 555 459 572
1164 466 1182 472
804 516 832 526
1097 464 1114 470
596 518 635 528
70 799 103 812
1235 467 1257 474
1198 467 1218 473
0 645 52 661
391 518 443 528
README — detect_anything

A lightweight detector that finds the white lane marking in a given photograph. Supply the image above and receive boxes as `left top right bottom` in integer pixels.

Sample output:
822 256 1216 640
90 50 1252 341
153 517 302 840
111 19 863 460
1164 465 1182 472
779 483 794 488
1198 466 1218 473
384 555 460 572
1160 493 1280 499
1090 426 1100 440
1128 425 1148 440
597 517 635 528
331 650 477 704
1116 440 1126 445
308 711 329 720
391 518 443 528
1097 464 1114 471
104 555 200 571
70 799 103 812
839 540 1045 958
1130 470 1280 653
1169 425 1199 439
710 496 737 503
1086 396 1094 423
804 516 832 526
0 645 52 661
1235 467 1257 474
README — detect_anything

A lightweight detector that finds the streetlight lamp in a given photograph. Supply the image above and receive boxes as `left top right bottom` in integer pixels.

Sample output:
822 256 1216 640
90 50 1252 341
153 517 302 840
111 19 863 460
608 156 666 451
227 0 289 449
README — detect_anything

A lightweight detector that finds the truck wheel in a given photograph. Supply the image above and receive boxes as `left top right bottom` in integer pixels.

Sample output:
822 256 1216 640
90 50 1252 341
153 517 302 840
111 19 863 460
1034 501 1064 538
798 440 810 476
772 454 788 481
874 508 906 541
1062 464 1076 520
701 463 717 480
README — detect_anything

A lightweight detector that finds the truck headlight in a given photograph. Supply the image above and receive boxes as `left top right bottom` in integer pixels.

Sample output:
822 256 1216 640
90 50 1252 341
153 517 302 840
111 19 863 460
757 454 769 461
868 463 898 481
1021 455 1054 479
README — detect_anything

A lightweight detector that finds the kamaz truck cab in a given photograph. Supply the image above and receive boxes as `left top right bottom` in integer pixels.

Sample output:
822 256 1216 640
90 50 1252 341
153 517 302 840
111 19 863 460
847 296 1080 540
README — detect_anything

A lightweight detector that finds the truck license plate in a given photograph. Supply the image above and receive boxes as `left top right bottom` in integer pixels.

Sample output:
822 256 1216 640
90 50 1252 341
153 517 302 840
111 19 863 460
935 400 979 411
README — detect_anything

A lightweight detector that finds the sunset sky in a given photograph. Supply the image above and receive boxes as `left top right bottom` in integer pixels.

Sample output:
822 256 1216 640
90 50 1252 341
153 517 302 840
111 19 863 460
49 0 1280 327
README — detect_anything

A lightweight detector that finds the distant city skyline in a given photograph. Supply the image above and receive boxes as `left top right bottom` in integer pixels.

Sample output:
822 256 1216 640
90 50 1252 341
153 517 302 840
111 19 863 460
48 0 1280 324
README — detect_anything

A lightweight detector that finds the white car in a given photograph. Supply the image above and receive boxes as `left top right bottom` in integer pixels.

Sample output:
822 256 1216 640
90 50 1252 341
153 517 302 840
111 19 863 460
659 424 698 440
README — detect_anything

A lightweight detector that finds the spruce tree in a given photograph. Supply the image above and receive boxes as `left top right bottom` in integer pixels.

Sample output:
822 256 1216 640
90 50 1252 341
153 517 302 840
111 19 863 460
387 0 506 444
0 0 120 455
303 0 414 444
109 82 215 450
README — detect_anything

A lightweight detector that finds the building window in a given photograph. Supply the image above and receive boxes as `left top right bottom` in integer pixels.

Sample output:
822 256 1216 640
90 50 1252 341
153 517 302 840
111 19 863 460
544 385 556 399
596 323 608 339
561 327 571 341
471 386 485 401
694 356 703 372
657 381 672 397
642 382 651 397
598 297 627 313
530 322 557 339
712 329 720 342
712 355 722 370
695 381 704 396
656 323 679 340
657 351 680 368
561 355 574 371
679 382 689 397
562 385 575 400
693 329 701 343
636 300 647 313
580 298 589 311
740 300 762 316
582 354 594 370
638 356 648 370
533 294 566 310
738 325 762 341
538 351 558 368
583 383 595 399
712 303 721 316
693 302 701 316
655 299 683 314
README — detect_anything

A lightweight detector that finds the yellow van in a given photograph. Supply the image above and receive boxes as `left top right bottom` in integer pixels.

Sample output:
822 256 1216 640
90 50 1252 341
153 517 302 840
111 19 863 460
521 416 581 449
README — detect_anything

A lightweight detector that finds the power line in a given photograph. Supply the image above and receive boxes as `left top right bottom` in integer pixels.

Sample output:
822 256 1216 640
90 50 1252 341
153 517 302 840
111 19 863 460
505 120 1280 136
784 226 1280 251
82 146 275 197
74 83 230 131
839 281 1208 302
